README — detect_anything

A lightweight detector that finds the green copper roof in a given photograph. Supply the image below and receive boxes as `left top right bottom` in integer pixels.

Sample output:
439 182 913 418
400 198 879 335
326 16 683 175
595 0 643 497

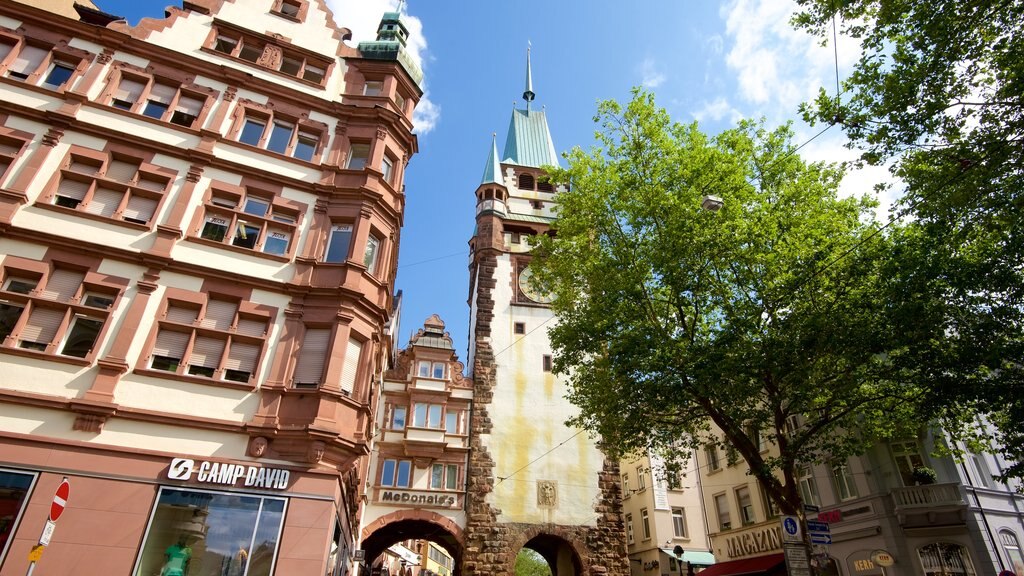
502 108 560 168
356 8 423 87
480 134 503 185
504 212 554 224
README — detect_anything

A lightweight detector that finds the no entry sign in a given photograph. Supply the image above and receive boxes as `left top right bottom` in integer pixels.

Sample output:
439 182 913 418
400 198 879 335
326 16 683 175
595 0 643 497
49 478 69 522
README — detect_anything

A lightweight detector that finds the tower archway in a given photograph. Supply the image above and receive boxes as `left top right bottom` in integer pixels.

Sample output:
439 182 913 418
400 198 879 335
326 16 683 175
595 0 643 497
360 510 464 575
507 526 587 576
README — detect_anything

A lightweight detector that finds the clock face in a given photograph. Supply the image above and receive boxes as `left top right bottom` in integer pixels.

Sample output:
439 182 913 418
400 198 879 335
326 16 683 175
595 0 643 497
518 267 553 304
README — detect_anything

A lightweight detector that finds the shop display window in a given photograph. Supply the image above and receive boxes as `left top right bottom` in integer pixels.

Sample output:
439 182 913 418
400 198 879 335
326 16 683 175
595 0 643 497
0 469 36 564
134 487 286 576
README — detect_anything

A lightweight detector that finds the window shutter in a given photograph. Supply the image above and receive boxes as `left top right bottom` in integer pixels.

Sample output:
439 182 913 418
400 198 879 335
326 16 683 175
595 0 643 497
84 187 123 217
201 299 237 330
115 78 145 103
236 317 267 337
56 178 90 201
20 307 64 345
165 303 199 325
122 194 158 223
177 95 204 115
225 341 260 372
340 338 362 395
0 140 21 155
135 175 167 191
105 159 139 182
40 269 84 301
153 328 189 359
10 46 48 76
293 327 329 386
148 83 177 104
189 336 225 369
69 157 99 174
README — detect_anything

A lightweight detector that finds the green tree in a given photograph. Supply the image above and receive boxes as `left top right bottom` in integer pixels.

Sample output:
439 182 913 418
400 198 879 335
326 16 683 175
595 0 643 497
515 549 552 576
794 0 1024 474
531 90 934 515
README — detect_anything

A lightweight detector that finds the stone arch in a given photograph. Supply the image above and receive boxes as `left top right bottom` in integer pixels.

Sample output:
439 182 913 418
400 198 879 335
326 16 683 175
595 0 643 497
360 509 464 574
506 525 588 576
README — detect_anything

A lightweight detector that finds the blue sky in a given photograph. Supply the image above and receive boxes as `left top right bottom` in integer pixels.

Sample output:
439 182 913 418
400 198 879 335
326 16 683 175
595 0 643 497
98 0 888 358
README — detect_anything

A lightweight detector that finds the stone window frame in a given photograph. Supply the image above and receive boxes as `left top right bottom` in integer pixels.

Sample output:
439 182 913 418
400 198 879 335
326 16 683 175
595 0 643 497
671 507 688 539
362 226 385 277
205 22 331 87
735 485 756 526
0 254 126 365
98 62 217 131
38 144 174 229
714 492 732 531
0 126 31 189
135 287 275 389
228 98 328 163
379 457 413 488
187 179 307 262
429 462 460 491
0 30 92 93
270 0 309 23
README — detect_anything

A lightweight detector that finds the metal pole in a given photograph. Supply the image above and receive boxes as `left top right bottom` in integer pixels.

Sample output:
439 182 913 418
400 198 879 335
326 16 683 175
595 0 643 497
26 560 35 576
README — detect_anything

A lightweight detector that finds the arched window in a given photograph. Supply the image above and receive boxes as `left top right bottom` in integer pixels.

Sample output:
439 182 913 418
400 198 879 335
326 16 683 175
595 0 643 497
518 173 534 190
1000 531 1024 575
917 542 976 576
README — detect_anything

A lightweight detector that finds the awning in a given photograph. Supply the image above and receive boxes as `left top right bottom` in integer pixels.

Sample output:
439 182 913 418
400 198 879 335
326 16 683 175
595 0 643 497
693 553 785 576
661 548 717 567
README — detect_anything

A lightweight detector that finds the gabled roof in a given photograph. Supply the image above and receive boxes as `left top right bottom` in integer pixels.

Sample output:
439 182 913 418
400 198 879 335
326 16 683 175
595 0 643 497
502 107 560 169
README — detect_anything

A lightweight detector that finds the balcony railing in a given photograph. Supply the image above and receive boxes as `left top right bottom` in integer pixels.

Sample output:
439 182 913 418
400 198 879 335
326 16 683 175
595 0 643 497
891 483 964 509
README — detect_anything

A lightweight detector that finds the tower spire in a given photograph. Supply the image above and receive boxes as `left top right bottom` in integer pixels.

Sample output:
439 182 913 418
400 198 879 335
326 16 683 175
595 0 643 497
523 42 535 111
480 132 503 185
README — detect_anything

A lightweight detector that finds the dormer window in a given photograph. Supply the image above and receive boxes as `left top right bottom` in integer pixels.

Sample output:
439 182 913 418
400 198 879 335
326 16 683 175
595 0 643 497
278 0 300 17
271 0 306 21
208 24 327 85
364 81 384 96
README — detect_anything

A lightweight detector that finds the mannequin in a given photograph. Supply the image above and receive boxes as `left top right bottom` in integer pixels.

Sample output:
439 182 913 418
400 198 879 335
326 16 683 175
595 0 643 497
161 536 192 576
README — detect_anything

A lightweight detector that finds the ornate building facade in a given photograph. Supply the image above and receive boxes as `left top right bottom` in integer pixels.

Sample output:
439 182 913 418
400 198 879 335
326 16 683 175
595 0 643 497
0 0 420 574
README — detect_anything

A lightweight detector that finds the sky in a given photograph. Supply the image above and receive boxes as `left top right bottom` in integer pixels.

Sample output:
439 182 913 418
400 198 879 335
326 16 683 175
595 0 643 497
99 0 891 360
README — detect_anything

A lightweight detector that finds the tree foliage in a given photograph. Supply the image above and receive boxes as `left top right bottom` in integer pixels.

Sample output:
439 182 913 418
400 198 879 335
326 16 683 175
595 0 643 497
532 90 938 514
514 549 552 576
795 0 1024 474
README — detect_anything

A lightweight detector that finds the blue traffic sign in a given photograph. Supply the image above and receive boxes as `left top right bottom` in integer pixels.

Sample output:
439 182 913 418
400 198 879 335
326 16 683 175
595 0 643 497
783 517 799 535
811 534 833 545
806 520 830 534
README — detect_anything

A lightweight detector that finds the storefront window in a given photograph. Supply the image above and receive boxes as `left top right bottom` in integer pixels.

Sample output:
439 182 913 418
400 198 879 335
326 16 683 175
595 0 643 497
134 487 286 576
0 469 37 564
918 542 976 576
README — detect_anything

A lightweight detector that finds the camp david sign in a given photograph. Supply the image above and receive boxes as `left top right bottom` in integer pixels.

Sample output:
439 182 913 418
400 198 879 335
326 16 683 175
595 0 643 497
168 458 290 490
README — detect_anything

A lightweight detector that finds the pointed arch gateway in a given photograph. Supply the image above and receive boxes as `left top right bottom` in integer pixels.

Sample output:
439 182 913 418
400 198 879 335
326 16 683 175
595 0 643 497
360 509 465 575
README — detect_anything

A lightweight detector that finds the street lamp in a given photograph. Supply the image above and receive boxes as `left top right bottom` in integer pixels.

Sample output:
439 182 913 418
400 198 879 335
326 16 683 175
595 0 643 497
701 195 724 212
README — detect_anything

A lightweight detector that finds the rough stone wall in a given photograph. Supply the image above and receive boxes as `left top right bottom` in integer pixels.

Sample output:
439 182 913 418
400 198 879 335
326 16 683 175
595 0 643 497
461 250 629 575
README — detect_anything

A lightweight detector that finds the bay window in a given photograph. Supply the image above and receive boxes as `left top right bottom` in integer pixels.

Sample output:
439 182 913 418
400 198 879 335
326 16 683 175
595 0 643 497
195 184 302 258
236 112 322 161
106 70 210 129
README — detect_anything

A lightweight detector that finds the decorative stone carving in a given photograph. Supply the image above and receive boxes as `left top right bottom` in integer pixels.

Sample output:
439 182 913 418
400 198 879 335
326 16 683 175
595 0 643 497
538 480 557 507
308 441 326 463
258 45 283 69
248 436 269 458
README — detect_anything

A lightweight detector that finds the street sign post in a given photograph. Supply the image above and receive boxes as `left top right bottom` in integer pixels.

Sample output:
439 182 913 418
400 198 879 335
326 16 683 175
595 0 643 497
781 516 802 543
807 519 831 545
27 477 70 576
784 543 812 576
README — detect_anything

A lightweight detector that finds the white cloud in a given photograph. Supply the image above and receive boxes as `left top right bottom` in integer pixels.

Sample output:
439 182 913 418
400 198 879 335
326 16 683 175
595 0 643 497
800 132 899 219
326 0 440 134
720 0 859 118
692 97 744 125
640 57 666 89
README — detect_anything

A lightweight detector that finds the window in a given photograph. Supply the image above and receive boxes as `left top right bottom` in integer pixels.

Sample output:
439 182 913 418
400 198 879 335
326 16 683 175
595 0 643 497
415 360 445 379
760 485 780 518
6 44 79 90
148 296 268 384
706 444 721 472
917 543 977 576
671 507 687 538
727 444 740 467
430 464 458 490
293 327 329 387
972 454 993 488
236 113 321 161
392 405 406 430
622 473 630 496
134 487 285 576
346 143 370 170
417 360 430 377
831 459 859 501
445 411 459 434
381 155 395 183
196 185 301 258
0 265 118 359
107 72 207 129
381 459 412 488
999 531 1024 576
640 508 651 540
324 224 353 263
736 486 755 525
364 81 384 96
0 136 25 183
0 469 37 565
798 465 820 506
714 493 731 531
412 403 443 428
272 0 303 19
363 234 381 274
518 174 534 190
636 466 646 491
891 440 926 486
625 513 635 544
208 26 328 84
47 150 169 226
514 322 525 334
542 354 552 372
432 362 445 379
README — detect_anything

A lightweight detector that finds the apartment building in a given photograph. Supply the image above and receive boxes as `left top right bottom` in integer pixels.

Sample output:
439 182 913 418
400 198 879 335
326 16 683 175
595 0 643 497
0 0 420 574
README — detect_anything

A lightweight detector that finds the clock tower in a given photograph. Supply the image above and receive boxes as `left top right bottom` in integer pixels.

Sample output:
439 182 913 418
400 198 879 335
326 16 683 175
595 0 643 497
462 48 629 576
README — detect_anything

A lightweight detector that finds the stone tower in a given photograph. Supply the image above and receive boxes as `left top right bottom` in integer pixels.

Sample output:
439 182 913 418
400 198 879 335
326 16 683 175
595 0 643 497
461 48 630 576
